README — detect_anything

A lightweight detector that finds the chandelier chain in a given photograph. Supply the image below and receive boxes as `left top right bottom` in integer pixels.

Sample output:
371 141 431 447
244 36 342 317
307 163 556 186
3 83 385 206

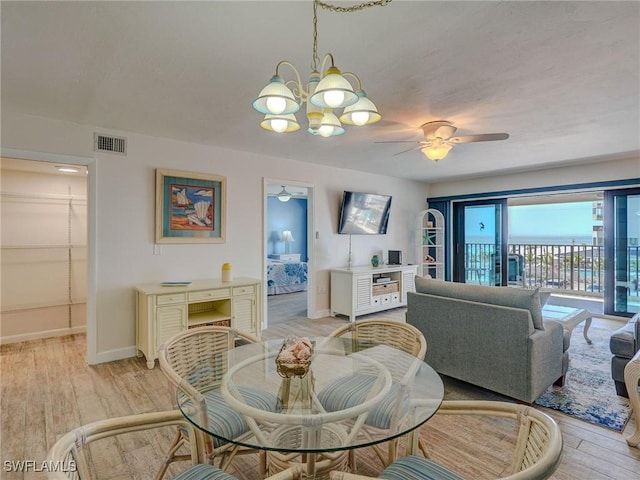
315 0 392 14
311 0 391 71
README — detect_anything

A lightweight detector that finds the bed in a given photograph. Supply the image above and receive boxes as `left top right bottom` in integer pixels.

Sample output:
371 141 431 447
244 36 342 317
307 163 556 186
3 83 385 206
267 258 308 295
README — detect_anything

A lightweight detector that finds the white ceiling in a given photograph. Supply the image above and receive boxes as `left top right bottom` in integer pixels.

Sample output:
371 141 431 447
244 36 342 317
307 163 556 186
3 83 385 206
2 1 639 183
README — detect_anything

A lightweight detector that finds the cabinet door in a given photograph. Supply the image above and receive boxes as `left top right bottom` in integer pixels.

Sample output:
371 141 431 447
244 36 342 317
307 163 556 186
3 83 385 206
156 304 187 351
232 295 256 335
355 275 373 312
402 269 416 302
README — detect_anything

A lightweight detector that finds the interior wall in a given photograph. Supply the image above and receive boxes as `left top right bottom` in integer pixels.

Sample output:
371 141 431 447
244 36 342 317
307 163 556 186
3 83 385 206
267 197 308 260
0 165 87 343
1 112 430 363
427 155 640 198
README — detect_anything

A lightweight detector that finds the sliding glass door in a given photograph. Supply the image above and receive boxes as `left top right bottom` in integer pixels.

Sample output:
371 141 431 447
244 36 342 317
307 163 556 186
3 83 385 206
605 188 640 316
453 199 507 285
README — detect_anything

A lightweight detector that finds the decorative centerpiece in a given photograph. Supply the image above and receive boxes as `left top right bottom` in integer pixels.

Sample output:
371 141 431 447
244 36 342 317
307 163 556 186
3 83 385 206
276 335 314 378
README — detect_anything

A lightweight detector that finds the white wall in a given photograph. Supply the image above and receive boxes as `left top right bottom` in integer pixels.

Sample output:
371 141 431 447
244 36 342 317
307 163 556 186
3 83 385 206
1 112 430 363
427 155 640 198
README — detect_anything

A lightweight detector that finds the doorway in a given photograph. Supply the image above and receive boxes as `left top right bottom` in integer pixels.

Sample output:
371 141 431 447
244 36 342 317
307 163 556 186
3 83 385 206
0 157 88 344
605 187 640 316
264 180 314 328
452 199 507 286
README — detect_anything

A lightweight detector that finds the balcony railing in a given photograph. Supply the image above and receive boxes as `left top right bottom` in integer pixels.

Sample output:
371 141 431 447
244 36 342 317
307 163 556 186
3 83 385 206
464 243 640 294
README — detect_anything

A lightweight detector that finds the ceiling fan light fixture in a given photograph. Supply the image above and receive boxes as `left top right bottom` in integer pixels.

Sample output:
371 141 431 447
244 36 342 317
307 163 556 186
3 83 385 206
277 186 292 202
422 143 452 162
339 90 381 126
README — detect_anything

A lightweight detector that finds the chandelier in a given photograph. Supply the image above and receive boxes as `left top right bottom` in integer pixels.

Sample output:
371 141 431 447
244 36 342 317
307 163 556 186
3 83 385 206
252 0 391 137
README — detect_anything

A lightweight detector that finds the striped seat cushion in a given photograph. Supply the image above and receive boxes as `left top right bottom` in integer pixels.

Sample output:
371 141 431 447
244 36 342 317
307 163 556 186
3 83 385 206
379 455 466 480
183 387 279 449
316 374 408 429
172 464 237 480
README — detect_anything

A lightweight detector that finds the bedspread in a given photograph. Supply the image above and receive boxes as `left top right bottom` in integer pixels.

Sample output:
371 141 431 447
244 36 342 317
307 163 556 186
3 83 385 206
267 259 308 295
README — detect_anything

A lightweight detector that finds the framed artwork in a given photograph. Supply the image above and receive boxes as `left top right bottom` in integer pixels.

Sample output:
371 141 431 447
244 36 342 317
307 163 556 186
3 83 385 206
155 168 226 243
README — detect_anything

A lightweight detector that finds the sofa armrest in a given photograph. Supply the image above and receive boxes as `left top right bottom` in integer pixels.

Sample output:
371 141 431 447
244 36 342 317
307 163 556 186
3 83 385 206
528 320 565 398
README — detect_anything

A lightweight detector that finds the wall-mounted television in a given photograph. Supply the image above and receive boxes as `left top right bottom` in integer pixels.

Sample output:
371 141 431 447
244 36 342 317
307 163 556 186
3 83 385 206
338 191 392 235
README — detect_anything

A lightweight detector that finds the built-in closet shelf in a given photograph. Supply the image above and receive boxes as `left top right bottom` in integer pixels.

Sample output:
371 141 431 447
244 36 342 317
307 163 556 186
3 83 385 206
1 244 87 250
0 184 87 342
0 191 87 201
1 298 87 313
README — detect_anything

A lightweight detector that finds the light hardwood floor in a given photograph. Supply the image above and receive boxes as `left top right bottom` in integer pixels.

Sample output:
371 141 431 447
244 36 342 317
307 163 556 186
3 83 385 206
1 304 639 479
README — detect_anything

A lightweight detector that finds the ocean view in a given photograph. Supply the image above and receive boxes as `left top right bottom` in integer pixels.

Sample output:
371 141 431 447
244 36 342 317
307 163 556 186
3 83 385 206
466 235 594 245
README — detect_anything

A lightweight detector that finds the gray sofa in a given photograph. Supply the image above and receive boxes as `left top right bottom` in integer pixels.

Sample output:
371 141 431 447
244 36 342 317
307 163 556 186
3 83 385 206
406 277 567 403
610 312 640 397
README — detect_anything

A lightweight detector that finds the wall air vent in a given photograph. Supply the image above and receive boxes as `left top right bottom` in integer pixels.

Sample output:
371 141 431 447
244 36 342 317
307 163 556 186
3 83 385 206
94 133 127 155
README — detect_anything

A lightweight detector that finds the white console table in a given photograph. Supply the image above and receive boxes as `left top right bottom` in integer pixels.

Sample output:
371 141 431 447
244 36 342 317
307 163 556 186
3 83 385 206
330 264 418 322
136 277 261 368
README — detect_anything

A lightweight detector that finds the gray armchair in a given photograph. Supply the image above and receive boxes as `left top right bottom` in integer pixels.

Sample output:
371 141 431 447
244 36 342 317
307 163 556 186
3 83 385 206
610 312 640 397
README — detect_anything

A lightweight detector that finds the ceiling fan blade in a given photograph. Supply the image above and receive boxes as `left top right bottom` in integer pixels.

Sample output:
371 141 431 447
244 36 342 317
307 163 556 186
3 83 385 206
374 140 425 144
393 143 431 156
449 133 509 143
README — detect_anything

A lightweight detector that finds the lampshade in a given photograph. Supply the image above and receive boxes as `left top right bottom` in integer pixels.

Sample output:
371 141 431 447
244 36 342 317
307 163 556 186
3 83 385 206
422 143 453 162
281 230 295 242
339 91 382 126
309 66 359 109
253 75 300 115
260 113 300 133
317 111 345 137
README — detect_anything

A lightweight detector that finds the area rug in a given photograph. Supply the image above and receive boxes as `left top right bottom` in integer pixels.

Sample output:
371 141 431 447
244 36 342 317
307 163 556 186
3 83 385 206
534 323 631 431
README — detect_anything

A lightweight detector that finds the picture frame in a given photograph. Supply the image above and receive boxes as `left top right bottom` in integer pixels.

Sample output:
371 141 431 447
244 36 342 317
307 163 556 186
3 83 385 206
155 168 226 244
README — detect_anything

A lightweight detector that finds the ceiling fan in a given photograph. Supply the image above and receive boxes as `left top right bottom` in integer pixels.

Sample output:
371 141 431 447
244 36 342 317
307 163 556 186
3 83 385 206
376 120 509 161
270 185 307 202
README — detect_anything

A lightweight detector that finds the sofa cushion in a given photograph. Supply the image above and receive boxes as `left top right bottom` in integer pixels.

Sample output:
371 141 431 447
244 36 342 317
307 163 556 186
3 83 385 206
414 277 544 330
610 322 638 358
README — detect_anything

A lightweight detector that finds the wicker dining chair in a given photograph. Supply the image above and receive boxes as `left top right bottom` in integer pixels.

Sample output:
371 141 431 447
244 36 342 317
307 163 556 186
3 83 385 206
624 349 640 448
158 326 280 477
45 410 302 480
329 400 563 480
317 319 428 468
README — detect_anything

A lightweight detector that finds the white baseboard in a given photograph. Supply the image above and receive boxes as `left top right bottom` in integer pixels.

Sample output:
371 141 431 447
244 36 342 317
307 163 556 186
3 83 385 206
93 345 139 365
311 308 331 319
0 326 86 345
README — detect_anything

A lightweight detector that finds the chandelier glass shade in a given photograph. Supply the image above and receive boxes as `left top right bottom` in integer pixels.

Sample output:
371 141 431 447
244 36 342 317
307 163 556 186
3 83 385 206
252 0 385 137
422 141 453 162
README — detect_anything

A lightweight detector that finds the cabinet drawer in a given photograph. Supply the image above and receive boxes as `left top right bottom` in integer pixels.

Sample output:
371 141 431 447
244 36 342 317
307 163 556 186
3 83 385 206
156 293 186 305
372 282 398 296
233 285 255 296
188 289 231 303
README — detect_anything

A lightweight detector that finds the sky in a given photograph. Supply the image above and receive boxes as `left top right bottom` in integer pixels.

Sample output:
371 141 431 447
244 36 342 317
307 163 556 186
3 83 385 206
464 201 597 242
508 202 596 238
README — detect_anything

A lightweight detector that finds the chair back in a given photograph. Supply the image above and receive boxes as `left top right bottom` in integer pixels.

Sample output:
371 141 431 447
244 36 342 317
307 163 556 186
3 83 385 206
329 320 427 359
45 411 200 479
437 400 563 480
159 326 260 399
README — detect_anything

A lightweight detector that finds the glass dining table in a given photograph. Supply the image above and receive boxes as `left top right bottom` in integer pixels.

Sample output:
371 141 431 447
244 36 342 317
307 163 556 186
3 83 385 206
177 336 444 478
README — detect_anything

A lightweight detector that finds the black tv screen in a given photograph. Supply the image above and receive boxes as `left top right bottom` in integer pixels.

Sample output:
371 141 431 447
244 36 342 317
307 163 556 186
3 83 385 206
338 191 392 234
